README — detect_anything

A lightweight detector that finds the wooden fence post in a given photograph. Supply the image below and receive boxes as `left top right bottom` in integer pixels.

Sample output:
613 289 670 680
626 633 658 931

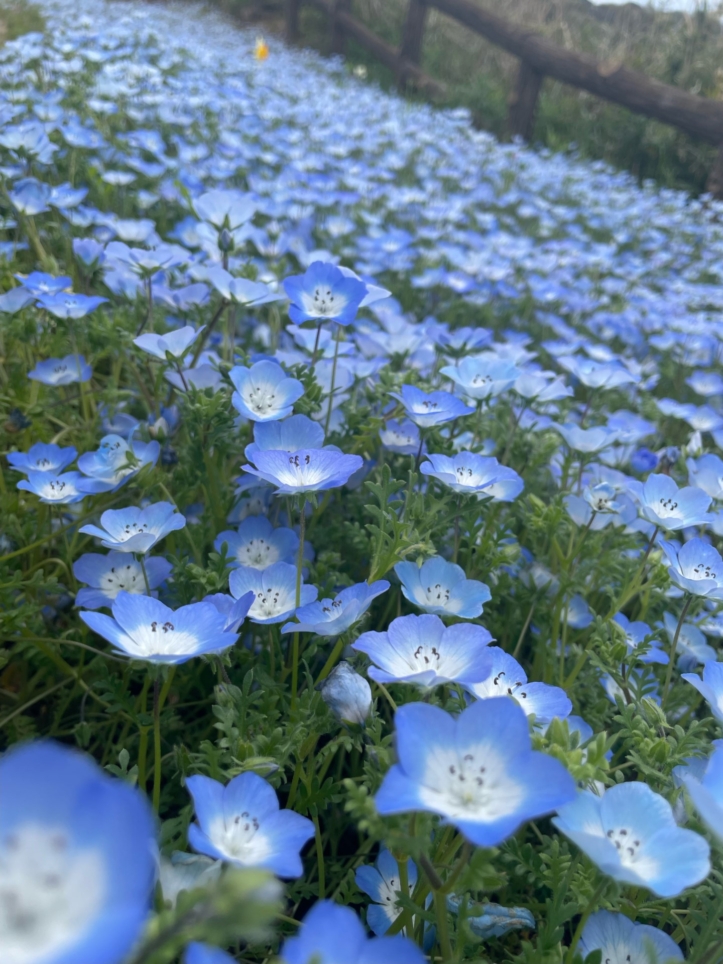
398 0 429 88
508 60 543 141
331 0 352 55
286 0 301 43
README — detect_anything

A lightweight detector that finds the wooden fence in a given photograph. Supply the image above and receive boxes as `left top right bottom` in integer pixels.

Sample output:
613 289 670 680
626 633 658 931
285 0 723 196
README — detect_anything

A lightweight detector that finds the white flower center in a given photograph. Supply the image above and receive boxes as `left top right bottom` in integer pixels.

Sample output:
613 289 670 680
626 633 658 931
208 812 271 866
420 745 524 820
656 497 680 518
605 826 643 866
0 824 105 964
243 385 277 416
39 479 76 501
424 583 451 607
238 538 277 568
102 561 144 596
250 585 292 619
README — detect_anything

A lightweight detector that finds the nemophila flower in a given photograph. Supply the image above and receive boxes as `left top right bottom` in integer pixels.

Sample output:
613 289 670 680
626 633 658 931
280 900 426 964
0 740 155 964
184 943 235 964
282 581 389 636
318 662 372 725
166 362 223 393
661 539 723 599
353 614 493 688
283 261 367 326
688 453 723 500
215 516 299 570
73 236 105 268
105 241 186 276
394 557 491 619
77 435 160 494
203 592 256 633
390 384 474 428
682 661 723 722
205 266 282 307
193 189 256 230
0 286 35 313
230 361 304 422
8 176 51 214
564 594 593 630
375 698 576 846
81 592 240 663
229 562 317 624
243 448 363 494
79 503 185 554
465 647 572 725
555 423 619 454
159 852 222 908
687 370 723 397
682 743 723 842
662 612 716 669
16 272 69 297
355 848 417 936
440 354 520 400
37 292 108 319
484 464 525 503
420 452 499 498
613 613 668 664
379 419 421 456
244 415 325 463
558 355 638 390
134 325 203 361
514 370 572 402
630 474 712 531
74 552 172 609
186 771 314 877
28 354 92 385
553 782 710 897
579 910 683 964
7 441 77 474
17 470 86 504
583 481 622 515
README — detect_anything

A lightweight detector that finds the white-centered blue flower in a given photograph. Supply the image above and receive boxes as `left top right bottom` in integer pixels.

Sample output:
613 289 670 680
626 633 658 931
28 355 92 386
390 385 474 428
662 611 716 669
687 453 723 500
193 189 255 230
555 423 620 454
77 435 160 494
375 698 576 846
553 782 710 897
243 448 363 495
215 516 299 570
17 470 86 504
355 848 417 936
282 580 389 636
7 442 77 475
186 771 314 877
318 662 372 724
579 910 682 964
661 539 723 599
81 592 241 663
682 661 723 722
681 742 723 843
394 557 491 619
244 415 326 463
420 452 499 498
0 740 155 964
230 361 304 422
440 354 520 400
79 502 186 554
37 292 107 319
379 419 421 455
134 325 203 361
613 613 668 665
629 474 712 531
465 647 572 725
283 261 368 326
205 266 283 307
229 562 317 624
74 551 173 609
353 613 493 688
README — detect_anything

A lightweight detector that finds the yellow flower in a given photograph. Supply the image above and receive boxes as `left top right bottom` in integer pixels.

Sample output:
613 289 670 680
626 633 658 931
254 37 269 61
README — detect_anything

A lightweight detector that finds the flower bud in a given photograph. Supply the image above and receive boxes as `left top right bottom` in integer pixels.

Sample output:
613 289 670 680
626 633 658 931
218 227 234 253
318 661 372 725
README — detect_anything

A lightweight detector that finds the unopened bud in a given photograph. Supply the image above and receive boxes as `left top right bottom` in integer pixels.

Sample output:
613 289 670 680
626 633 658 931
318 661 372 725
149 416 170 439
218 227 234 253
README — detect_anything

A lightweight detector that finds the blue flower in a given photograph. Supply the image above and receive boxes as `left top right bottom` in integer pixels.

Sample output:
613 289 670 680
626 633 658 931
318 662 373 724
244 414 326 463
465 648 572 725
283 261 367 326
74 552 173 609
17 470 86 504
558 355 638 390
282 580 389 636
8 177 51 215
555 423 620 454
687 453 723 500
134 325 203 360
484 464 525 503
440 354 520 400
81 592 241 663
0 286 35 313
375 698 576 846
244 448 363 494
420 452 499 498
215 516 299 570
7 441 77 474
159 852 222 908
28 354 92 385
77 435 160 494
186 771 314 877
660 539 723 599
230 361 304 422
613 613 668 665
73 237 106 267
184 944 236 964
353 613 493 688
579 910 682 963
37 292 108 319
514 370 572 402
355 848 417 936
662 611 716 669
682 743 723 843
390 385 474 428
553 782 710 897
193 189 256 230
206 266 283 307
630 474 712 531
280 900 426 964
394 557 491 619
379 419 422 455
0 740 155 964
682 661 723 722
229 562 317 624
79 502 186 554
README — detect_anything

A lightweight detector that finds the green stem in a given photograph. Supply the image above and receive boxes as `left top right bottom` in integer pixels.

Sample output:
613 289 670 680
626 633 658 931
433 888 453 961
396 857 413 937
291 497 307 711
315 635 346 685
324 323 341 436
152 668 176 812
139 554 151 595
313 811 326 899
137 674 152 794
662 595 692 707
565 881 607 964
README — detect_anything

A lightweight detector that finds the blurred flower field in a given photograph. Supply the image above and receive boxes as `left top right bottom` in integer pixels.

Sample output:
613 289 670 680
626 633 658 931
3 1 723 962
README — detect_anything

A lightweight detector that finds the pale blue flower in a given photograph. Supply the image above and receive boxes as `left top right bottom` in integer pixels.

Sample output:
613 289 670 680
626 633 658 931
77 435 160 494
28 355 92 385
7 442 77 474
318 662 372 724
661 539 723 599
579 910 682 963
79 503 186 554
74 552 172 609
420 452 499 498
37 292 107 319
440 354 520 400
355 849 417 936
282 581 389 636
682 661 723 722
206 266 283 306
17 470 86 504
394 557 491 619
215 516 299 570
379 419 421 455
630 474 712 531
553 782 710 897
186 771 314 877
465 647 572 725
682 743 723 843
390 385 474 428
184 944 235 964
230 361 304 422
662 611 716 669
243 448 363 494
244 415 325 463
134 325 203 360
555 423 620 454
229 562 317 624
613 613 668 664
284 261 367 326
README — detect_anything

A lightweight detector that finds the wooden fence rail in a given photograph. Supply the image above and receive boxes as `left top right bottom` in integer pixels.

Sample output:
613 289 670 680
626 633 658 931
286 0 723 195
